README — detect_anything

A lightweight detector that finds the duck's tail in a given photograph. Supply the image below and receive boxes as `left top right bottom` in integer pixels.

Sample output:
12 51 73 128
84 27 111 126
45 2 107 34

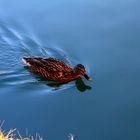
22 57 32 66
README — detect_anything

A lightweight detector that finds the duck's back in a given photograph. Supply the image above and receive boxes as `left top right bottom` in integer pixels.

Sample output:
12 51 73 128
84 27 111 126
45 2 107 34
23 57 77 82
29 57 73 72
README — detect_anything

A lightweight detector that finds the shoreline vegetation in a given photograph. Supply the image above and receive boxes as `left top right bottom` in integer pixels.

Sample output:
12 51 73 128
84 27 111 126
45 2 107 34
0 121 75 140
0 128 43 140
0 130 75 140
0 126 75 140
0 129 75 140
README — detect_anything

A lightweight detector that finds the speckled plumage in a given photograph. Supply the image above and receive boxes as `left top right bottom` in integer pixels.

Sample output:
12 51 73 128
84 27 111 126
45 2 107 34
22 57 91 83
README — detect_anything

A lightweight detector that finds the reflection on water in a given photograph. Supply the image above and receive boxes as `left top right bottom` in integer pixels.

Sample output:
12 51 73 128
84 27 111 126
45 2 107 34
33 72 92 92
75 78 92 92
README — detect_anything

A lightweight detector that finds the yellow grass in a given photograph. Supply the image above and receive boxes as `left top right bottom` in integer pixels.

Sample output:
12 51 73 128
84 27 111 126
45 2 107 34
0 129 15 140
0 128 43 140
0 122 74 140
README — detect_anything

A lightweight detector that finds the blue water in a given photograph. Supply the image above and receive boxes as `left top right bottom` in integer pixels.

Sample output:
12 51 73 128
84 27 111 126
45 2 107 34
0 0 140 140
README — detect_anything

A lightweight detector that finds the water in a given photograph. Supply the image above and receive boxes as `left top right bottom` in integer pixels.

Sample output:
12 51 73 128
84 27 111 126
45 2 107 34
0 0 140 140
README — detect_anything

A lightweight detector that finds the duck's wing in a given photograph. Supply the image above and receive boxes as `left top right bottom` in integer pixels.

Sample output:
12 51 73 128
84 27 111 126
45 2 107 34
28 57 46 67
28 57 73 73
42 58 73 72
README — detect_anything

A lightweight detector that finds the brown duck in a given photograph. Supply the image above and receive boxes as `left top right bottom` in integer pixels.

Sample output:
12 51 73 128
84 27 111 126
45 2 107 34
22 57 91 83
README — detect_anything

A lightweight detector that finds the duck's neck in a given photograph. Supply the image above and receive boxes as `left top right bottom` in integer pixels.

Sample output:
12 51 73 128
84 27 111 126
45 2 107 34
71 70 81 79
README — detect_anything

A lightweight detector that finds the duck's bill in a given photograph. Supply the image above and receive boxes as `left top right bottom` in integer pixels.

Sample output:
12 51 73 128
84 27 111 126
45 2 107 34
84 74 91 80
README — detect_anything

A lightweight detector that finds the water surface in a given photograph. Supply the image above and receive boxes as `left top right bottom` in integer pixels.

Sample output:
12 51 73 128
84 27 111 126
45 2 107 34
0 0 140 140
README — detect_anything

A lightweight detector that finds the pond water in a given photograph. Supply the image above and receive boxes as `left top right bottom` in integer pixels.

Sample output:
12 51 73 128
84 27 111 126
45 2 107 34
0 0 140 140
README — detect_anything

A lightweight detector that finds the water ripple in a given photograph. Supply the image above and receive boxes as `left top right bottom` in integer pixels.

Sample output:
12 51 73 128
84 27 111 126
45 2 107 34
0 21 76 93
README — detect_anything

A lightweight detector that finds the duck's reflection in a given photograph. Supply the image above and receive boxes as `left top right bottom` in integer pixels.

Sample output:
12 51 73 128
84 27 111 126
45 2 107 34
38 76 92 92
25 66 92 92
75 77 92 92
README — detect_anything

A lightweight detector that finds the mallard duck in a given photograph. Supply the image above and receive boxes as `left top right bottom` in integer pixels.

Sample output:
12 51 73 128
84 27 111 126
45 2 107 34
22 57 91 83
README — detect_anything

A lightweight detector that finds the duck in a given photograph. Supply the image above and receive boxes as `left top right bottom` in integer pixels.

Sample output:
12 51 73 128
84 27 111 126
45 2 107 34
22 57 91 83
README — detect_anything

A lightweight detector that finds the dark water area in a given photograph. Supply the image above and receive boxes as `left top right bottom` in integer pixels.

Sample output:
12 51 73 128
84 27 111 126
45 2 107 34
0 0 140 140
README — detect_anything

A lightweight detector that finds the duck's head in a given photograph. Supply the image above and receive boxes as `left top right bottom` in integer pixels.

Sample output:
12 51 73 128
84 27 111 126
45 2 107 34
74 64 91 80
